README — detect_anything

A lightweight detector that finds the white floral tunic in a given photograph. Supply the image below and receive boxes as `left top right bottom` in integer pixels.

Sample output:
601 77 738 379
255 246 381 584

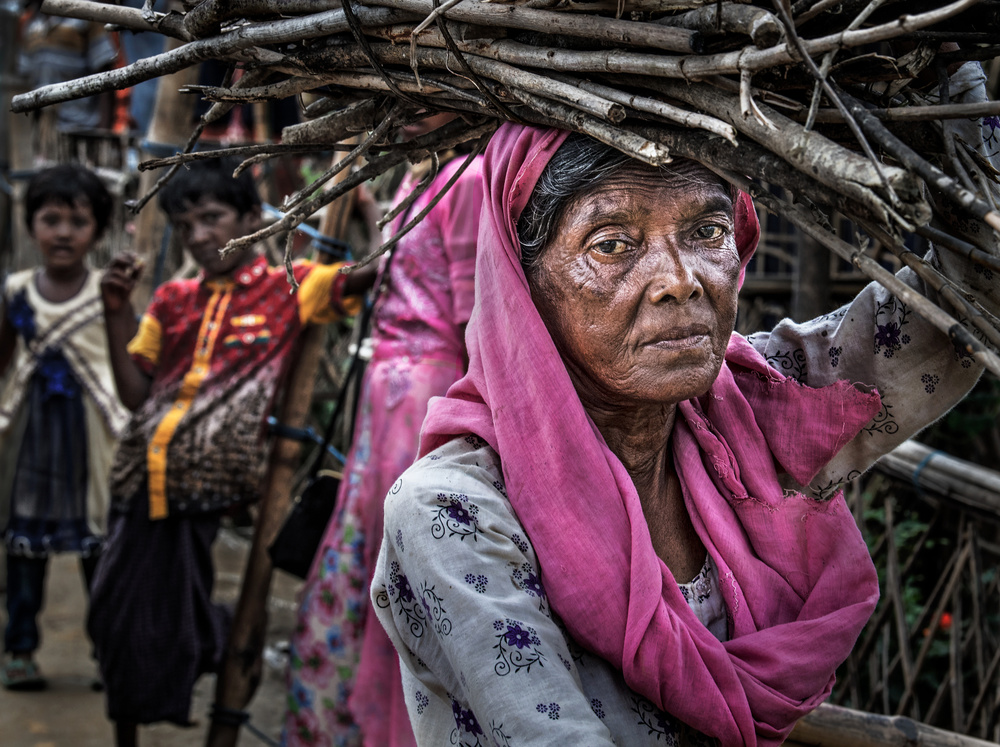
374 435 721 746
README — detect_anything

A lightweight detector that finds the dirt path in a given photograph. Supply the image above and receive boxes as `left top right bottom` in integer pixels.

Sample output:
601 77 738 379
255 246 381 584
0 529 302 747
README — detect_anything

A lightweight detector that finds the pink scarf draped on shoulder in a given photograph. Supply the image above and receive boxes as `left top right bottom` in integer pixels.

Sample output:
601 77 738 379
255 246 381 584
420 124 882 746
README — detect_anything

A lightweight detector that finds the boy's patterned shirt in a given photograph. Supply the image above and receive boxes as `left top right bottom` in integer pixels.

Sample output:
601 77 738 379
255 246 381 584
108 255 359 518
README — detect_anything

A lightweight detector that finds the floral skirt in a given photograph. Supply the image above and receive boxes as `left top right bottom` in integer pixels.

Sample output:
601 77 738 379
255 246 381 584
283 355 462 747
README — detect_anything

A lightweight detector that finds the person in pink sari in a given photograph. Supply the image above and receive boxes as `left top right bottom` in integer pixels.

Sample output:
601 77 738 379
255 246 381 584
370 116 999 745
282 116 485 747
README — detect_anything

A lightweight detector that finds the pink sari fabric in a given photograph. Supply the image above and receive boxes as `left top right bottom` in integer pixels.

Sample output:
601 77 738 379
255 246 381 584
420 124 882 745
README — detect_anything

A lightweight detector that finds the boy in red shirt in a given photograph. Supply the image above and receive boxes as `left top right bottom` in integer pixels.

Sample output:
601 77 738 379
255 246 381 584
90 158 374 746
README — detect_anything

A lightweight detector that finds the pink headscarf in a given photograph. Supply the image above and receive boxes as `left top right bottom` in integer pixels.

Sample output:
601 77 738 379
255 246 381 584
421 124 882 745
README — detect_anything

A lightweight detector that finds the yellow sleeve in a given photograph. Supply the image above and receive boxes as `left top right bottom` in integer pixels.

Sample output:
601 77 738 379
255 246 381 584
126 313 162 371
297 261 363 325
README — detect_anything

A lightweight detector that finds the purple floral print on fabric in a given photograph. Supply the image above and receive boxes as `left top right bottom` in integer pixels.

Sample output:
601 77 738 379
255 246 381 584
414 690 429 715
921 373 940 394
464 573 488 593
828 345 842 368
451 697 484 736
431 493 481 541
492 618 545 675
873 298 911 358
396 573 415 603
446 499 474 525
631 696 678 743
536 702 561 720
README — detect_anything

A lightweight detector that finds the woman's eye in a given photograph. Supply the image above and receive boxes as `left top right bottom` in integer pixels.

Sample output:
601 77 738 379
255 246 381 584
696 225 725 240
593 239 629 255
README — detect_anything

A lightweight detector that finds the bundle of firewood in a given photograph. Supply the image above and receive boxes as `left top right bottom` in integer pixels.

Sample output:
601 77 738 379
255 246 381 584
11 0 1000 372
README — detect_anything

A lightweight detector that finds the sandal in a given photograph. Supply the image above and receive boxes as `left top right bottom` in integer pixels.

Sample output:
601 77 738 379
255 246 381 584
1 656 47 691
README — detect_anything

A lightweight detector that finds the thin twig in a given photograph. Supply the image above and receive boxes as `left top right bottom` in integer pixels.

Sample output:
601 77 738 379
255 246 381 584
280 108 399 214
348 136 489 270
128 120 206 213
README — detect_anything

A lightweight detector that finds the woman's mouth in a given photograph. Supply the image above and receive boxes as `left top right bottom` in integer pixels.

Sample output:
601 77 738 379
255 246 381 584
645 325 711 350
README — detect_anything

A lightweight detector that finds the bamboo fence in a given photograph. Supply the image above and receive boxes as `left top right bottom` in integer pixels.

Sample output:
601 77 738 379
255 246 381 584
824 441 1000 742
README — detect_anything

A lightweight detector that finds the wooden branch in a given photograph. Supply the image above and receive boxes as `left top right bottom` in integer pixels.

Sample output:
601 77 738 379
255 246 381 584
840 89 1000 234
366 0 701 52
645 78 926 221
183 75 332 104
916 226 1000 275
314 41 628 122
223 118 496 254
510 86 672 165
376 148 441 230
862 221 1000 353
129 120 206 213
789 702 998 747
10 6 414 112
280 108 399 214
139 143 348 172
182 0 343 38
655 2 783 48
40 0 190 40
801 100 1000 124
548 72 737 142
280 99 385 146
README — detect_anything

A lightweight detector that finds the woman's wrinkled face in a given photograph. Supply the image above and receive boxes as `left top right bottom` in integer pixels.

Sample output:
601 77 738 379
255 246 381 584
527 162 740 409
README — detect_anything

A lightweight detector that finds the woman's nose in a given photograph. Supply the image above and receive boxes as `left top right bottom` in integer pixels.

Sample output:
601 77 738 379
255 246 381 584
646 243 702 304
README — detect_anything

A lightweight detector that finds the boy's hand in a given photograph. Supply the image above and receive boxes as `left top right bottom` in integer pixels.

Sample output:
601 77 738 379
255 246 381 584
102 253 144 315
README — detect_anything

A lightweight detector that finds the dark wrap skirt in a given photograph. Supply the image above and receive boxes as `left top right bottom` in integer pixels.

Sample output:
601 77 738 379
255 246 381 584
87 490 231 725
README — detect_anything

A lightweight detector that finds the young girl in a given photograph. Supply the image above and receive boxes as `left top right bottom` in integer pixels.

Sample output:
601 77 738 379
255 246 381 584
0 164 129 690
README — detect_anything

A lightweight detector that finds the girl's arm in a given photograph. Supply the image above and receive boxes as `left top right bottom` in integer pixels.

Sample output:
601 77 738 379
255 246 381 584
101 253 152 411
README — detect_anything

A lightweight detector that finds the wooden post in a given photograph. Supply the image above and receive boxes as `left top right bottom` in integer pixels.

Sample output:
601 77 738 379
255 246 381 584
205 167 357 747
786 703 998 747
131 30 199 310
792 233 832 323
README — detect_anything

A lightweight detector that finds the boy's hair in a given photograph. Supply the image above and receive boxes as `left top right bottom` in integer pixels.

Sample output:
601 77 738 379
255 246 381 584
25 164 114 236
158 156 262 218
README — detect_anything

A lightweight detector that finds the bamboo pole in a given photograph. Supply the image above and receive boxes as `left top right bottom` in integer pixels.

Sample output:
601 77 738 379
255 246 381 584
787 703 999 747
876 440 1000 517
205 158 358 747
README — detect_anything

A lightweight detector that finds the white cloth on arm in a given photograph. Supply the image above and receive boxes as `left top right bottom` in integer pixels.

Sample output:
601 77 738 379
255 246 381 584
748 62 1000 499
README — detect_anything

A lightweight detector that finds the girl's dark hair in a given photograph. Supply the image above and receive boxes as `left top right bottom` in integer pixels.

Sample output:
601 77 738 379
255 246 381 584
516 133 736 276
25 164 114 235
158 156 261 217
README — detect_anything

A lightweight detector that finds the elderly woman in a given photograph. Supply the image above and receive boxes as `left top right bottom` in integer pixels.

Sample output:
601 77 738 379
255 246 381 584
371 65 997 746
